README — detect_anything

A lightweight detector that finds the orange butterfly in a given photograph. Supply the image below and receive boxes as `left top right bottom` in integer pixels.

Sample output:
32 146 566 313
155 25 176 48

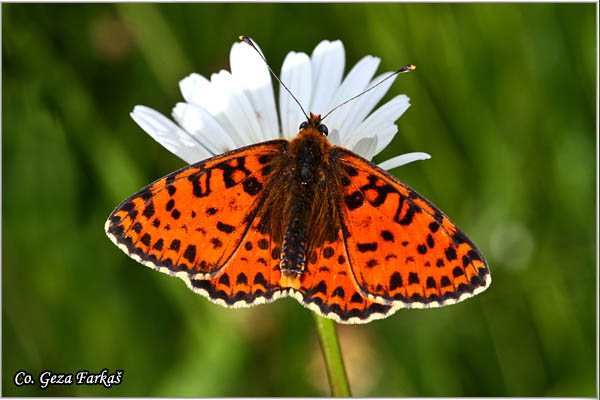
106 40 490 324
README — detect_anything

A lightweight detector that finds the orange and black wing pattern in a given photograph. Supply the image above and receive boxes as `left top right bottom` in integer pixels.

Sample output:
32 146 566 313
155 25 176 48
289 148 490 324
105 140 288 307
337 148 490 317
292 227 395 324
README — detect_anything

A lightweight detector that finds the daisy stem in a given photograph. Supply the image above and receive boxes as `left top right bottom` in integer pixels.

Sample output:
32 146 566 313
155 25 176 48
312 313 352 397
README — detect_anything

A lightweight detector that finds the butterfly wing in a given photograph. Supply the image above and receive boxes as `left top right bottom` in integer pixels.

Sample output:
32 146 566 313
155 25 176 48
292 228 395 324
333 148 490 313
187 212 285 308
105 140 287 306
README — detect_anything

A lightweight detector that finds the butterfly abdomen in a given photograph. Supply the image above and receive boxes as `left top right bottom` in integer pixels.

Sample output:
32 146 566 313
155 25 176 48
278 128 341 289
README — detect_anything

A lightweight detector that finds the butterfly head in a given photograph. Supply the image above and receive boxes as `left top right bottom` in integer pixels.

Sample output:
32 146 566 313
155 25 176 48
299 112 329 136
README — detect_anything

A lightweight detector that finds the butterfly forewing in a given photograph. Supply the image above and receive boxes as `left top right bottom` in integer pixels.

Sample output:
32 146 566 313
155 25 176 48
105 140 286 283
335 148 491 308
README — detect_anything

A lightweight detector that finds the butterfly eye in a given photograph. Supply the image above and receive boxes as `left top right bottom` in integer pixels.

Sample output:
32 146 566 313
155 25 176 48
318 124 329 136
299 121 309 130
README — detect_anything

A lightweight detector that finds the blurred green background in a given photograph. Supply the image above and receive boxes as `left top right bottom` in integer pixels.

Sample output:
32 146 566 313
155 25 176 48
2 3 595 397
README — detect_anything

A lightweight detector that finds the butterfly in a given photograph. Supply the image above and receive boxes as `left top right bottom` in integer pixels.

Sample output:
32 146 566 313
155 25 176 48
106 104 490 324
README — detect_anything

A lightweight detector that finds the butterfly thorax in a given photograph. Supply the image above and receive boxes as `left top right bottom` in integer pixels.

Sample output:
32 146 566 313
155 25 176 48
259 116 343 289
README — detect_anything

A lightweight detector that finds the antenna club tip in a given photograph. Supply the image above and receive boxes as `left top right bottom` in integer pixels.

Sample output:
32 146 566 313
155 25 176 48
397 64 416 73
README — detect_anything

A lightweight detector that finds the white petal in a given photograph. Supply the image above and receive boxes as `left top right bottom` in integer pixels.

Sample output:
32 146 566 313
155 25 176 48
185 70 258 148
131 105 212 164
309 40 345 116
339 72 398 147
351 136 378 160
372 125 398 154
323 56 380 141
327 129 342 146
178 71 243 147
212 70 264 145
354 94 411 154
279 51 312 139
172 102 238 154
230 41 279 140
179 73 210 107
377 152 431 170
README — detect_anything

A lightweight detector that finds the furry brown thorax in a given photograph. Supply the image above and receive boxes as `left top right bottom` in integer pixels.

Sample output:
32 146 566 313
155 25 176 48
257 114 342 288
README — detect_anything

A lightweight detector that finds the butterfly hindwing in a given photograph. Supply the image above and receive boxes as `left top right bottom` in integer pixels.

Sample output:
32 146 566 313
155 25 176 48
335 148 491 308
293 229 394 324
187 215 284 308
105 140 287 288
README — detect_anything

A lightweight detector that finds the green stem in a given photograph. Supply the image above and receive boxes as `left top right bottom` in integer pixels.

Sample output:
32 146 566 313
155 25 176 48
312 312 352 397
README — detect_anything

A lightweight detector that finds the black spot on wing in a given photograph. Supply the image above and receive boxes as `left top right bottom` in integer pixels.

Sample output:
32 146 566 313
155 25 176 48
170 239 180 251
183 245 196 263
311 280 328 295
143 202 155 218
253 272 268 287
408 272 420 285
188 171 211 198
217 222 235 234
131 222 142 234
258 154 272 164
390 272 403 290
243 177 262 196
394 196 421 226
137 188 152 201
166 199 175 211
426 277 437 289
140 233 151 246
357 242 377 252
440 276 451 287
332 286 345 299
445 246 457 261
236 273 248 285
344 191 364 210
427 234 435 248
462 255 471 267
350 292 363 303
206 207 218 215
152 238 163 251
381 230 394 242
121 202 135 213
359 174 395 206
468 249 483 262
218 273 230 286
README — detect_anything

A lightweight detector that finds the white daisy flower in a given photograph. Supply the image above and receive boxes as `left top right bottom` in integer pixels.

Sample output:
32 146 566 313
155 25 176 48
130 39 430 169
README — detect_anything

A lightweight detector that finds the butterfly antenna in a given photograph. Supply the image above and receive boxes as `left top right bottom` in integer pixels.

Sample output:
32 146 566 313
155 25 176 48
321 64 416 122
239 35 310 121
